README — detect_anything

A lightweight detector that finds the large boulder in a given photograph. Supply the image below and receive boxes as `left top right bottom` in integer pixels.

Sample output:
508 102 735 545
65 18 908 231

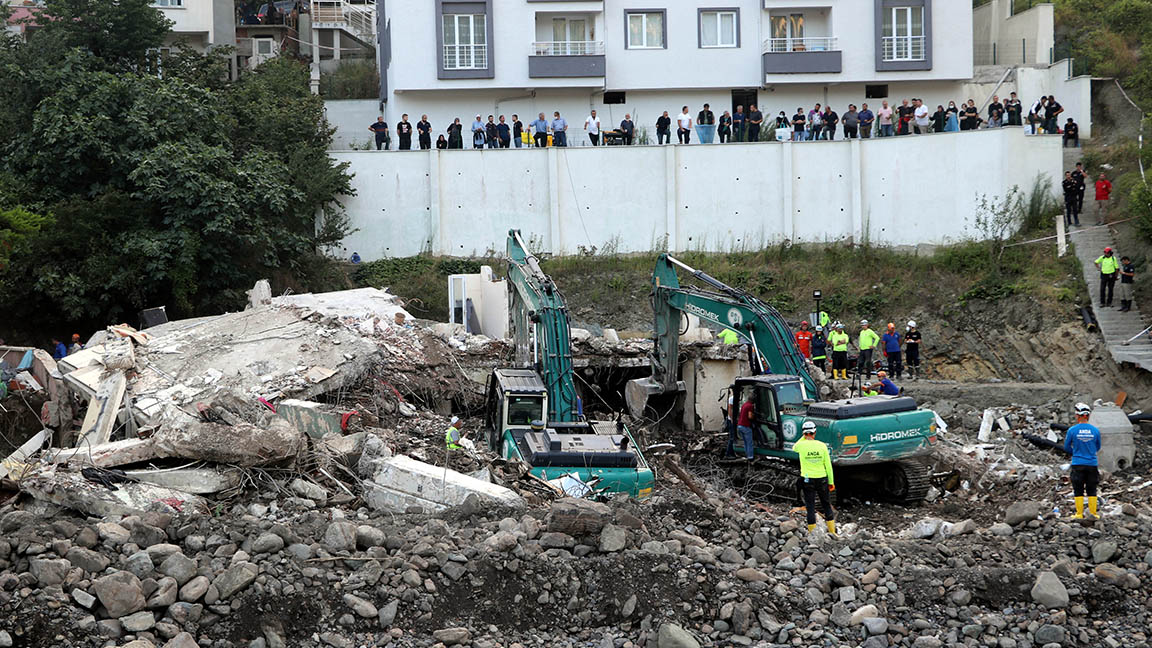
153 419 304 467
547 498 612 537
92 571 146 618
1031 571 1069 608
656 623 701 648
1004 501 1041 526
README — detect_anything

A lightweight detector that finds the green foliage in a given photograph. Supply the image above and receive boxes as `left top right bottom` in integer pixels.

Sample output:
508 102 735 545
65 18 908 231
1054 0 1152 103
1020 173 1060 232
1134 182 1152 240
0 206 50 270
320 60 380 100
961 275 1018 302
0 9 352 337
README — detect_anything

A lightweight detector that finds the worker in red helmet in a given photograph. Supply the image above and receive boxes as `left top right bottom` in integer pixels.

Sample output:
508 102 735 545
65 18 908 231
795 320 813 359
1094 246 1120 307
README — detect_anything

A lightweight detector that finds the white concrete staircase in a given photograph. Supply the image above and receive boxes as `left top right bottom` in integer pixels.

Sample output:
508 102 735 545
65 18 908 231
1071 224 1152 371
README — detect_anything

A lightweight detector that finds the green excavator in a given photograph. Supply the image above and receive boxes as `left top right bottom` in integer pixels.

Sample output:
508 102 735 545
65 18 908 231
626 253 939 503
482 230 655 499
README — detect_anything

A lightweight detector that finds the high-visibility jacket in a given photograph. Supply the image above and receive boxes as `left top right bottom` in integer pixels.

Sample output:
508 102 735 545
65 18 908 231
858 328 880 350
1096 255 1120 275
718 329 739 345
445 425 462 450
818 311 830 328
829 331 850 352
794 436 834 485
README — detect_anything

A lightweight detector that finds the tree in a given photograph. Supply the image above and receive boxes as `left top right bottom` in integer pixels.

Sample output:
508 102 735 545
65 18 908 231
33 0 171 68
0 19 352 340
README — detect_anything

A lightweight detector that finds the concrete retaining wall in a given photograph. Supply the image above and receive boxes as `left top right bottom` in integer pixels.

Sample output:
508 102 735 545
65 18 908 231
330 127 1062 260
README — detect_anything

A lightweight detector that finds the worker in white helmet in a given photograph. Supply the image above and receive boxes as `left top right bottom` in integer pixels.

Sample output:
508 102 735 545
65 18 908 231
904 320 922 380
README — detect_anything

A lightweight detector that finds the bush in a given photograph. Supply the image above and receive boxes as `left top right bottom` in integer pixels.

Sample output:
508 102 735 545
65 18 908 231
319 60 379 100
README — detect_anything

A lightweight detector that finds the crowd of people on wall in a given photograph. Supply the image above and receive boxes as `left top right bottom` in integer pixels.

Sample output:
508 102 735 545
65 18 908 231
364 92 1076 150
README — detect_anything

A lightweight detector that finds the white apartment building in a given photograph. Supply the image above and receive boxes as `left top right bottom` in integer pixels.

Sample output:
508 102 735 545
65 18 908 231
374 0 975 139
152 0 238 74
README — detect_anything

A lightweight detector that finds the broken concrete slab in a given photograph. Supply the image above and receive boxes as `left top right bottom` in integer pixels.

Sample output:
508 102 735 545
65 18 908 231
0 429 49 480
49 438 159 468
272 287 410 322
1091 405 1136 472
21 470 208 517
363 455 524 513
76 371 127 448
102 338 136 371
247 279 272 309
124 466 241 495
152 418 304 468
277 399 345 439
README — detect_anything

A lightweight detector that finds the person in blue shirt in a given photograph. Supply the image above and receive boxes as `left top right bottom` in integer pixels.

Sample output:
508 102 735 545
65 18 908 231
51 337 67 360
866 371 900 396
531 112 549 148
349 252 361 264
550 111 568 147
881 322 903 378
1064 402 1102 519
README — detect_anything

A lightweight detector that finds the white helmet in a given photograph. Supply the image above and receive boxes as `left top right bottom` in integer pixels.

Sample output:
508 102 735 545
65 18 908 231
1074 402 1091 416
907 320 917 328
801 421 817 435
860 319 869 325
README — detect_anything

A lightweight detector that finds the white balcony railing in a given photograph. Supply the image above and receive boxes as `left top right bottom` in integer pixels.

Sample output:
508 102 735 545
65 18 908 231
444 44 489 70
530 41 606 56
763 37 839 53
881 35 926 61
312 0 376 43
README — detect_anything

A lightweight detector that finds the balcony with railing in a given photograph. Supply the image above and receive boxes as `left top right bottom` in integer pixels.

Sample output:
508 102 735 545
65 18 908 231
881 35 926 62
762 36 841 74
443 44 489 71
311 0 375 45
528 40 605 78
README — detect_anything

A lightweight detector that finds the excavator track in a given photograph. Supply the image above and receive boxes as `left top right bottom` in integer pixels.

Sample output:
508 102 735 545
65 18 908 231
876 459 932 504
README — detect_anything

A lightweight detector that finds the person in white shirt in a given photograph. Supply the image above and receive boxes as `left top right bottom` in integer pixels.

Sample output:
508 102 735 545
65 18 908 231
913 98 931 135
584 110 602 146
677 106 693 144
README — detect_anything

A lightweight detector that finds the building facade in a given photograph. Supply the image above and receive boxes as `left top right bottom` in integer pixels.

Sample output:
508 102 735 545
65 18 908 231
375 0 974 140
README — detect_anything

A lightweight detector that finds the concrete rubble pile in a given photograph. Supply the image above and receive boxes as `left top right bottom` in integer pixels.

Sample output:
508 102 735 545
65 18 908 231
2 283 532 524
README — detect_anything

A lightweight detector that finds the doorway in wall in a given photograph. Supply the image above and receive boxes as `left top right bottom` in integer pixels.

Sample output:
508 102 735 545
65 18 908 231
732 89 758 115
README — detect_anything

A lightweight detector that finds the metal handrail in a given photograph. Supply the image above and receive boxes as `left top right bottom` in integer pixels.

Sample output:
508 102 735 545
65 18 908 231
881 35 926 61
443 44 489 70
530 41 606 56
762 37 838 53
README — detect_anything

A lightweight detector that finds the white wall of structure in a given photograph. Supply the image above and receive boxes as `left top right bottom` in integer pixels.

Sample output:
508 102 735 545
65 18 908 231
328 127 1062 260
326 99 383 149
972 1 1054 66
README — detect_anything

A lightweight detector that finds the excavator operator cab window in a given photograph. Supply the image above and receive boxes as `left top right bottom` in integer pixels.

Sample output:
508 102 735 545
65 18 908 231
773 381 806 406
742 384 784 450
506 395 545 427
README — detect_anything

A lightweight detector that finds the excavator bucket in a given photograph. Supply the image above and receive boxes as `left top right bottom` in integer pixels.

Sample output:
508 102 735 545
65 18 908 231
625 376 683 418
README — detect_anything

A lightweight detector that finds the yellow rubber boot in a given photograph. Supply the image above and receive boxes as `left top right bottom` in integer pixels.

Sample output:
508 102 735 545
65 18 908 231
1088 496 1098 518
826 520 837 535
1074 496 1084 519
807 524 816 533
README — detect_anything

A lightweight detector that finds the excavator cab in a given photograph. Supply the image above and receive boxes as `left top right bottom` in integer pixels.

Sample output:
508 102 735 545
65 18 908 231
484 369 548 452
731 375 810 452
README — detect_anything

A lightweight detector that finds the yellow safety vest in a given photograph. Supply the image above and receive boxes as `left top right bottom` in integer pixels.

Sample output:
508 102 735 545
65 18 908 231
1096 255 1120 274
818 312 830 328
445 425 462 450
829 331 849 352
794 436 834 485
718 329 739 345
858 328 880 350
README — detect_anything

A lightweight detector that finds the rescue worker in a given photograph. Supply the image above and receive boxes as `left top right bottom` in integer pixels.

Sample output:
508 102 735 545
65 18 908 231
1095 246 1120 308
817 310 830 330
795 321 813 359
866 370 900 396
735 393 756 460
795 421 836 534
718 328 739 345
1064 402 1102 519
856 319 881 379
828 322 850 380
444 416 466 451
881 323 902 379
904 320 922 380
810 325 828 372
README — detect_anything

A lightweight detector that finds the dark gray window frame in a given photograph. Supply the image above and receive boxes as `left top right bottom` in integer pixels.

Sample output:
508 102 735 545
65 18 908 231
697 7 740 49
623 8 667 50
874 0 932 72
436 0 494 79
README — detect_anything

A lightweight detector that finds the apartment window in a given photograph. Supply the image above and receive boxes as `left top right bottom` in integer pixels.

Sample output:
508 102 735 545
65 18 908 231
604 91 626 104
865 84 889 98
626 11 664 49
152 0 183 6
882 5 925 61
768 13 805 52
443 13 488 69
700 10 738 48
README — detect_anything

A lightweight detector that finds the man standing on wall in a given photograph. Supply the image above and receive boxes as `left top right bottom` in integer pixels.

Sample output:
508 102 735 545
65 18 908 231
858 103 874 139
369 116 390 150
842 104 859 139
511 114 524 148
696 103 716 144
877 101 894 137
822 105 839 140
620 114 635 145
485 115 499 149
496 115 511 148
552 111 569 147
914 99 931 135
532 112 549 148
585 109 601 146
396 113 413 150
656 111 672 145
677 106 693 144
747 104 763 142
417 114 432 150
791 107 805 142
471 115 485 149
1005 92 1022 126
733 105 746 142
